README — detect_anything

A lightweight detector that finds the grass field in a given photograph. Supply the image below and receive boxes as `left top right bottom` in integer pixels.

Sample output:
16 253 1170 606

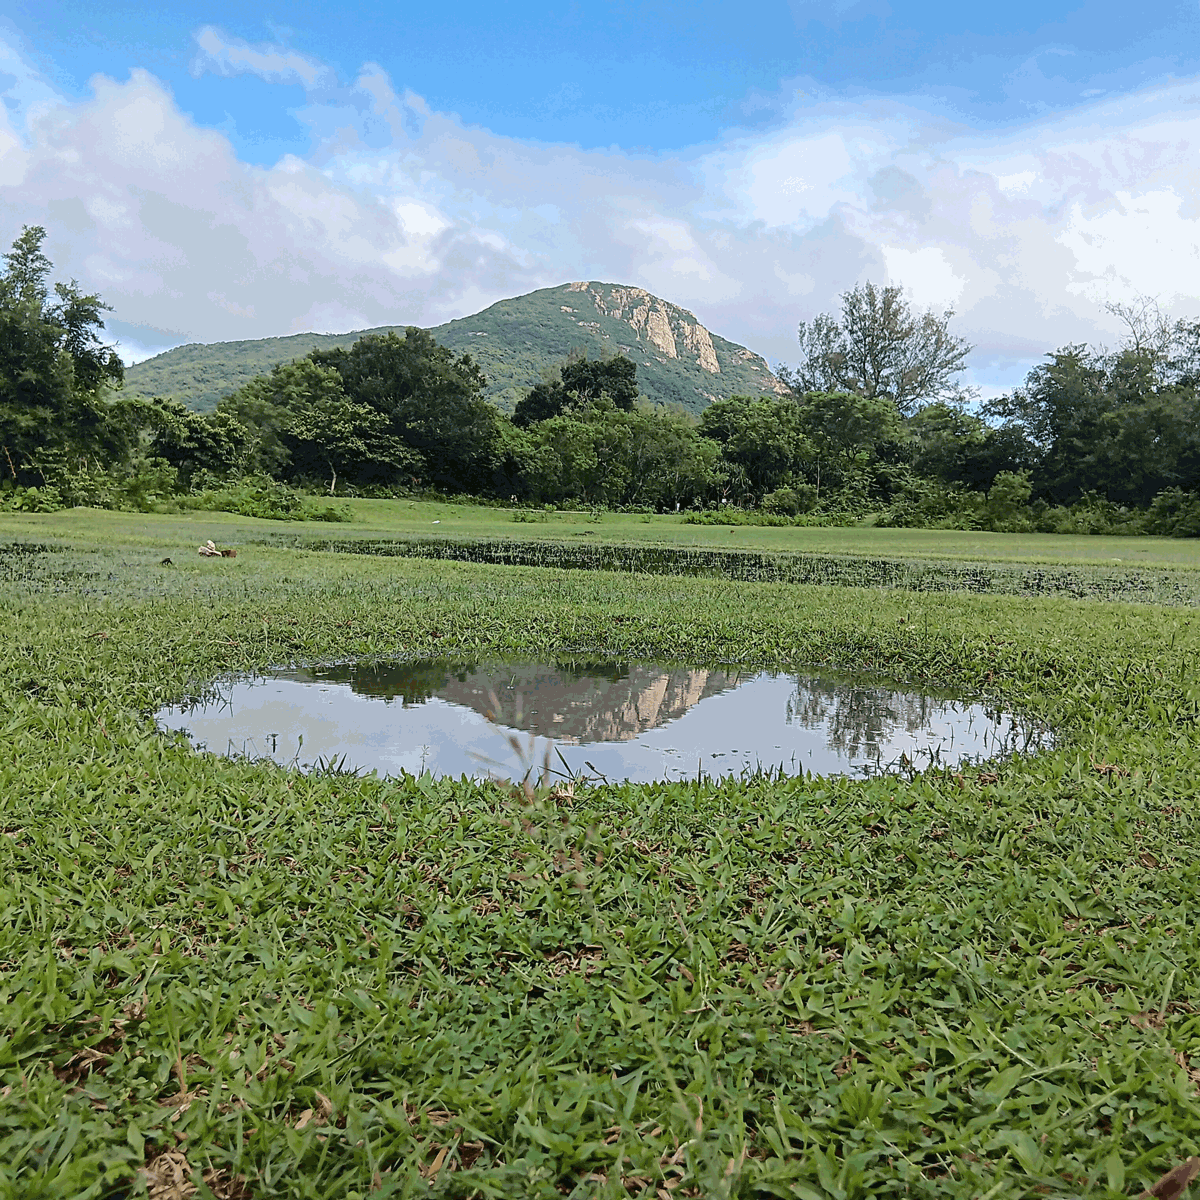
4 500 1200 567
1 512 1199 1198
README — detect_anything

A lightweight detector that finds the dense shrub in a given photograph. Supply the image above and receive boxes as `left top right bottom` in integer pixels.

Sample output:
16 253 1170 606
0 482 63 512
178 476 351 522
877 479 983 529
1145 488 1200 538
684 508 796 527
761 484 817 517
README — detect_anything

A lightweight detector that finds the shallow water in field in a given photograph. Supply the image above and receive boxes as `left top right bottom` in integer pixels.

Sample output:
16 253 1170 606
157 659 1050 783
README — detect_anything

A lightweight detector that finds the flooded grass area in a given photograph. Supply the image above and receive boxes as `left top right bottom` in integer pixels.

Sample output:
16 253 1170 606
159 658 1051 782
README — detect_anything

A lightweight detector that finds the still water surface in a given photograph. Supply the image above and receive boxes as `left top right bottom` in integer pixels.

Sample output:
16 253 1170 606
157 659 1049 783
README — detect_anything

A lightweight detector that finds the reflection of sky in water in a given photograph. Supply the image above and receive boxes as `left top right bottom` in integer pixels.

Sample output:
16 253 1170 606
157 665 1049 784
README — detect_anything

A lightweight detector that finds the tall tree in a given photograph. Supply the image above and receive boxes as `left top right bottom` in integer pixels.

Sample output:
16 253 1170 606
697 395 810 501
783 281 973 415
986 339 1200 506
288 393 419 494
518 404 716 509
129 397 254 487
907 402 1036 490
220 358 348 478
512 354 638 427
0 226 124 483
794 390 909 499
316 329 500 491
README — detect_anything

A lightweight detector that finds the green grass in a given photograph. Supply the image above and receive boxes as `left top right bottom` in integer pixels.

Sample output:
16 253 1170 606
0 515 1199 1197
5 501 1200 568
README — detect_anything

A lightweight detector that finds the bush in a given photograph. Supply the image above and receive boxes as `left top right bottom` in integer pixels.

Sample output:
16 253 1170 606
113 458 180 513
684 508 795 527
179 476 352 522
980 471 1033 532
0 483 64 513
1145 488 1200 537
682 503 862 529
1033 493 1149 536
876 480 983 530
761 485 817 517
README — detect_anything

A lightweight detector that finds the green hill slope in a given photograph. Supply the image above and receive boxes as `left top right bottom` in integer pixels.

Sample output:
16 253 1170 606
120 329 408 414
122 283 787 415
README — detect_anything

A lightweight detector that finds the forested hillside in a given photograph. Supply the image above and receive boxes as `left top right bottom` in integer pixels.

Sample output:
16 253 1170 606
123 283 786 414
121 327 411 413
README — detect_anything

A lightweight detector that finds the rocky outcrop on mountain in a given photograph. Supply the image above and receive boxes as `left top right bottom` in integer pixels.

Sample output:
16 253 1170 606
571 283 712 370
431 282 788 413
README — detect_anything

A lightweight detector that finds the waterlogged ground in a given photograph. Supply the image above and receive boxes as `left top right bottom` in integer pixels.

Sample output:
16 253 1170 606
158 659 1050 783
1 512 1199 1198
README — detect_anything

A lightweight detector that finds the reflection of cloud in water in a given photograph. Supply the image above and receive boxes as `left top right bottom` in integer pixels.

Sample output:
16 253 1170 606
158 660 1050 784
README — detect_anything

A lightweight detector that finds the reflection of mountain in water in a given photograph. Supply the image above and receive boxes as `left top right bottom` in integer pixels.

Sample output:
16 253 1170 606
292 661 748 744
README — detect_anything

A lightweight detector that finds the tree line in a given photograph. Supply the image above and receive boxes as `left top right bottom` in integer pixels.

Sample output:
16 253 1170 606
2 226 1198 534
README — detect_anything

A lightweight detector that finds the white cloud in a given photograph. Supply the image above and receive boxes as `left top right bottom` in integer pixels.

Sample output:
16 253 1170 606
879 246 966 309
996 169 1037 196
191 26 330 88
2 31 1200 391
1058 188 1200 304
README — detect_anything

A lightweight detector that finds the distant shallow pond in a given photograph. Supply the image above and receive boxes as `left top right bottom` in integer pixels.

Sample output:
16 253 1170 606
157 659 1050 784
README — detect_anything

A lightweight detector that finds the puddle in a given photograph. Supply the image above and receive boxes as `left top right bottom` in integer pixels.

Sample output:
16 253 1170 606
157 659 1050 783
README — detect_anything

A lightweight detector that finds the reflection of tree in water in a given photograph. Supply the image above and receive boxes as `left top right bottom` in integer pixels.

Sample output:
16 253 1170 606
785 678 1040 765
787 681 956 763
303 661 454 705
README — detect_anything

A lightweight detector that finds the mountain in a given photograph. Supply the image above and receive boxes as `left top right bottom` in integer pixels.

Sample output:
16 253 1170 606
121 282 789 415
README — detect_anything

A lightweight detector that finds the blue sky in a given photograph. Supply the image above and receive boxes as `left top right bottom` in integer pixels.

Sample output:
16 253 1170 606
2 0 1199 394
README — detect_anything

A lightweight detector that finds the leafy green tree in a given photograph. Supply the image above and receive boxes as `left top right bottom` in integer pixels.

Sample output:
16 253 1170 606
787 390 909 501
288 394 420 494
510 378 563 428
987 343 1200 506
220 358 350 478
522 415 604 505
123 397 253 487
907 401 1036 490
512 354 638 427
620 407 718 510
783 281 973 415
316 330 500 491
516 401 716 509
0 226 124 483
561 355 638 410
798 390 904 459
697 395 810 503
986 346 1106 459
